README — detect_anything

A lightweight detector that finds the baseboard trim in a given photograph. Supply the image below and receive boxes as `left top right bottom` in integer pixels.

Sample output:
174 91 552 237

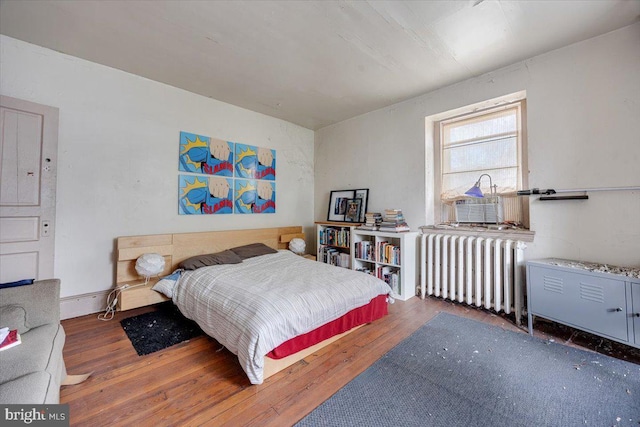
60 290 110 320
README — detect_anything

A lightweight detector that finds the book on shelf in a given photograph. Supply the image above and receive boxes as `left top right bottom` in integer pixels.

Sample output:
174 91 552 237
0 328 21 352
357 212 383 231
354 240 375 261
377 266 400 294
378 224 411 232
365 212 383 222
376 241 401 265
356 224 379 231
379 208 410 232
318 246 350 268
383 209 403 218
318 226 350 247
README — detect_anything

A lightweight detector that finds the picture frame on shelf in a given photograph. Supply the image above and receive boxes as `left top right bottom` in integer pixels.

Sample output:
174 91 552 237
327 190 355 221
354 188 369 222
344 198 362 223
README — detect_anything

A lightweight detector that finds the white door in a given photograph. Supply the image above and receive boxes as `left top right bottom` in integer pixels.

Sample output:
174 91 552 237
0 96 58 283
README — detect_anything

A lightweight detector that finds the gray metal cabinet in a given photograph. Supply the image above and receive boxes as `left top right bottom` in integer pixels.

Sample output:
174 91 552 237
633 283 640 345
527 259 640 350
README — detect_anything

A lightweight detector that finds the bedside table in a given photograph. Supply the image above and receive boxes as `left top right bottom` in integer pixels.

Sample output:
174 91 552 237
302 254 316 261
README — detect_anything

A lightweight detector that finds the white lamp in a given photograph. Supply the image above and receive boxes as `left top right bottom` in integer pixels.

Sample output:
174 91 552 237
289 238 306 255
135 253 165 283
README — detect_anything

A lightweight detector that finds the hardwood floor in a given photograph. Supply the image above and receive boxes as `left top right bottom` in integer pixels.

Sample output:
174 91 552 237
60 297 639 426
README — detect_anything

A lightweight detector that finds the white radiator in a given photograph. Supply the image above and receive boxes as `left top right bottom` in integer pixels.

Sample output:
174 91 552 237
420 231 527 324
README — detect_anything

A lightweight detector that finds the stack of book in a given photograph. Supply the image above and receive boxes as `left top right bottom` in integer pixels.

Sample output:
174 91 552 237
377 241 401 265
318 246 350 268
357 212 382 231
377 266 400 294
0 327 21 352
378 209 410 232
354 240 375 261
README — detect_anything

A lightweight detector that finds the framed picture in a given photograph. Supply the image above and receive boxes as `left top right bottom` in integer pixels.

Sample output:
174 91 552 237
354 188 369 222
327 190 355 221
344 198 362 223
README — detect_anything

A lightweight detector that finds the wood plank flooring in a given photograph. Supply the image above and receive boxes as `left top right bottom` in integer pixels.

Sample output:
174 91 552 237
60 297 639 426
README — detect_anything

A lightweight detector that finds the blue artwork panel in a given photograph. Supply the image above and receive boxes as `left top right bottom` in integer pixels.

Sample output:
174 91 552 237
235 144 257 178
256 147 276 181
179 131 234 176
206 138 234 176
179 174 233 215
234 143 276 180
234 179 276 214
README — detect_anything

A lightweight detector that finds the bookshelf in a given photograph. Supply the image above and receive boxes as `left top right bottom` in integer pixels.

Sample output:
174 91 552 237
351 229 419 300
316 221 355 269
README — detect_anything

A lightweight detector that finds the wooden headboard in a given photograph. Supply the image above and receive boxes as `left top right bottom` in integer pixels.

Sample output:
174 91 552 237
116 226 304 310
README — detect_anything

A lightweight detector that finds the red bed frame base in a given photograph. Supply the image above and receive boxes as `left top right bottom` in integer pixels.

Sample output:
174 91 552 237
266 294 388 360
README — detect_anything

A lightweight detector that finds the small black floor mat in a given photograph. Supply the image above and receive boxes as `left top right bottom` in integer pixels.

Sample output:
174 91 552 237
120 303 203 356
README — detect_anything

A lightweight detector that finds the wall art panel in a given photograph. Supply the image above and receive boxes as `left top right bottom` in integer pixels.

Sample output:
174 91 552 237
179 131 234 176
234 179 276 214
235 144 276 180
179 174 233 215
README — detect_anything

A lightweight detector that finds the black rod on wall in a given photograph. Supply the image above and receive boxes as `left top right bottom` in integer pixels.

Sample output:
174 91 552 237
539 195 589 201
517 186 639 202
518 186 640 196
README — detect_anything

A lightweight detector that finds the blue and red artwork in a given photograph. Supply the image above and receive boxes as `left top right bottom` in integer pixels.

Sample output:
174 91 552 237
179 175 233 215
234 179 276 214
179 132 234 177
234 144 276 180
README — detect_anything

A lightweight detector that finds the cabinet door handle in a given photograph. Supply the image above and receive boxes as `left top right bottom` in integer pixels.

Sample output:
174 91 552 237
634 313 640 318
607 307 623 312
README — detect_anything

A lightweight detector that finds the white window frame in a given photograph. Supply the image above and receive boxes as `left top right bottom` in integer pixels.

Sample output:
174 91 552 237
433 98 529 228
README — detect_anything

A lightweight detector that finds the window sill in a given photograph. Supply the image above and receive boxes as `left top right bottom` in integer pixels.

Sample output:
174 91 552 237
420 224 535 243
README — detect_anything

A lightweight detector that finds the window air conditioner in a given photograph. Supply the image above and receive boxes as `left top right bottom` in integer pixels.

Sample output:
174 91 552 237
454 196 504 224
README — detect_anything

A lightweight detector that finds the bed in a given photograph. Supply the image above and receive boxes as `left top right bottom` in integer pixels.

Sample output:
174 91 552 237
115 226 391 384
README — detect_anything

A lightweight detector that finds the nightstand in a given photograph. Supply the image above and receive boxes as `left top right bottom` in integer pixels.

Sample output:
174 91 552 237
302 254 316 261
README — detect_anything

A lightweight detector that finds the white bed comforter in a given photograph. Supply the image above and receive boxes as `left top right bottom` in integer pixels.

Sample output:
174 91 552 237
172 250 390 384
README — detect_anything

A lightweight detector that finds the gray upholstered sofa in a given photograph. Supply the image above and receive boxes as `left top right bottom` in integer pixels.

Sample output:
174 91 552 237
0 279 66 403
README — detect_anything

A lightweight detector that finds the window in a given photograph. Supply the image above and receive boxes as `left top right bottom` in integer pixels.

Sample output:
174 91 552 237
434 99 528 227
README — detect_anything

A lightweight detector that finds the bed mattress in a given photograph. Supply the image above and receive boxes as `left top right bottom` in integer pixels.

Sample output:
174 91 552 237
172 250 390 384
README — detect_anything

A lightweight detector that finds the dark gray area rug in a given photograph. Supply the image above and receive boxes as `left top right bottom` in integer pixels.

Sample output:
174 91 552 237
296 312 640 427
120 302 203 356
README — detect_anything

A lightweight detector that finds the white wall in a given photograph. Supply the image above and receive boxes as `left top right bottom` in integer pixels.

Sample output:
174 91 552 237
1 35 315 301
316 23 640 267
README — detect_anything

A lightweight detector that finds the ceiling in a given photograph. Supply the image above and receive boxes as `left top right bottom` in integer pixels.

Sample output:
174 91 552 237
1 1 639 130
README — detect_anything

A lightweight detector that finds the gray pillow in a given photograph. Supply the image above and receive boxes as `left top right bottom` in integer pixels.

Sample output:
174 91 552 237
230 243 278 260
0 305 30 334
178 250 242 270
